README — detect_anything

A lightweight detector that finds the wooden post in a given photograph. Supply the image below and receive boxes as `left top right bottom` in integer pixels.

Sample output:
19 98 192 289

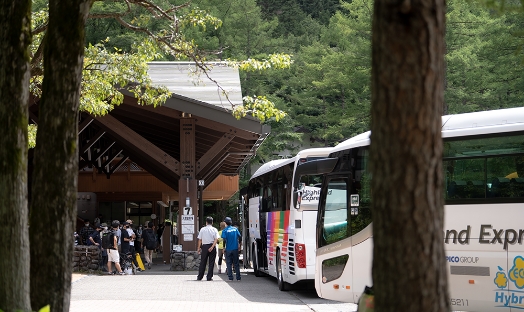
179 117 198 251
162 222 171 264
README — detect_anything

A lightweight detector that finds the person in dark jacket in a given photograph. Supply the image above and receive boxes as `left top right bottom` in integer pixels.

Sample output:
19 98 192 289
79 219 94 245
141 221 155 269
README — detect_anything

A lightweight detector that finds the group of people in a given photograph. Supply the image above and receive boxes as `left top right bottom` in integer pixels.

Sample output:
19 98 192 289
76 215 241 279
197 216 242 282
76 218 159 275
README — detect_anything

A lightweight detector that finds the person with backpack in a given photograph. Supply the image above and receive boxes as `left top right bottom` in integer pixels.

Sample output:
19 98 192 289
88 223 103 247
141 221 156 269
99 223 109 271
105 222 124 275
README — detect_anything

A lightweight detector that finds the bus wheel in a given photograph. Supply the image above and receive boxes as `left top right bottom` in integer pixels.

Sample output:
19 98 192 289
253 247 261 277
277 252 290 291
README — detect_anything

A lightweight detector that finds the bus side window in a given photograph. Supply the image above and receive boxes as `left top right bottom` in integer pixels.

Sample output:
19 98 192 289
444 158 485 200
487 156 524 198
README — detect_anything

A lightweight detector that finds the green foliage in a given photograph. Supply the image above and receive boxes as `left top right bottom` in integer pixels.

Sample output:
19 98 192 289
39 305 50 312
272 0 373 145
478 0 524 13
252 114 303 163
229 53 293 71
28 125 37 149
234 95 286 121
81 39 171 115
446 0 524 113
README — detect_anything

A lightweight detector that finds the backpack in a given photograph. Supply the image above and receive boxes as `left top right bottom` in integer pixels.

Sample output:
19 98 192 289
101 230 115 249
144 229 157 250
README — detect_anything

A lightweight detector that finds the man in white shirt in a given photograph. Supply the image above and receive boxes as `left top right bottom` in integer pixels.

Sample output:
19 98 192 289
196 216 219 281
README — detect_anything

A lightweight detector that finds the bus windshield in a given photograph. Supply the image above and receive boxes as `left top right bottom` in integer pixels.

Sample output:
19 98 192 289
298 174 323 210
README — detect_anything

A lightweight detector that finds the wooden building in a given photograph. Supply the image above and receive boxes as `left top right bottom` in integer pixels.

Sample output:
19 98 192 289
30 62 269 261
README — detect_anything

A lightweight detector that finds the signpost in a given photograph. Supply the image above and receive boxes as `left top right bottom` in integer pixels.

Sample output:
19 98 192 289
181 206 195 241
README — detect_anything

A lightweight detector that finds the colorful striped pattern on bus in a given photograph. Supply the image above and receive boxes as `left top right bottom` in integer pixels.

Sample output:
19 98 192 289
267 210 290 265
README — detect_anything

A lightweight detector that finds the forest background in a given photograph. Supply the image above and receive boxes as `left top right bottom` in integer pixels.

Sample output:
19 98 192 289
68 0 524 162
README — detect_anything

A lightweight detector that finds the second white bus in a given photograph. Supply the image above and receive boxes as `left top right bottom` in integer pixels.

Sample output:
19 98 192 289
295 107 524 311
247 147 332 290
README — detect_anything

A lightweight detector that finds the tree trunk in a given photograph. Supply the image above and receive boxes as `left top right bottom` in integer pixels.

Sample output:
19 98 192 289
0 0 32 311
370 1 449 311
29 0 92 311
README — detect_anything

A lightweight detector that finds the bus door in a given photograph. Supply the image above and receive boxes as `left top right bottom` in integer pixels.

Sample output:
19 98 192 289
316 176 355 302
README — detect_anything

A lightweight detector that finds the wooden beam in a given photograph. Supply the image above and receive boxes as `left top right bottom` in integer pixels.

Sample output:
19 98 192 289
92 141 115 162
203 153 228 181
78 115 93 134
102 148 123 169
29 111 39 124
112 104 177 130
121 96 259 141
196 133 234 175
180 118 196 179
93 114 180 184
109 156 129 175
80 129 105 155
79 141 115 170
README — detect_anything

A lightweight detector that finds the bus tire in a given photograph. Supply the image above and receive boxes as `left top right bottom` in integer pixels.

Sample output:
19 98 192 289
277 251 290 291
253 246 261 277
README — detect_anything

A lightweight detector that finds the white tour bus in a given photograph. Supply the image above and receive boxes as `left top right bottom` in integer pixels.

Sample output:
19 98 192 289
294 107 524 311
247 147 332 290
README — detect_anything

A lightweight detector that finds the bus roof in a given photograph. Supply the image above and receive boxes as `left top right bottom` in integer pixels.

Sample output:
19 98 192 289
251 158 296 180
251 147 333 180
330 107 524 155
330 131 371 154
441 106 524 138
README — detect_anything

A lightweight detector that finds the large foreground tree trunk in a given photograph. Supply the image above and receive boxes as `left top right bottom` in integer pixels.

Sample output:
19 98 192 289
370 1 449 311
0 0 32 311
30 0 92 311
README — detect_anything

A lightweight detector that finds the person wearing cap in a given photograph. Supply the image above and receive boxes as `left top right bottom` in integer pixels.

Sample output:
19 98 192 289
112 220 122 251
125 220 142 272
107 222 125 275
120 221 131 254
88 224 103 270
196 216 219 281
88 223 103 247
221 217 242 281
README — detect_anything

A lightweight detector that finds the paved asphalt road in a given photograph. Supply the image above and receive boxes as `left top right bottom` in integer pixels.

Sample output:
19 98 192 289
70 262 357 312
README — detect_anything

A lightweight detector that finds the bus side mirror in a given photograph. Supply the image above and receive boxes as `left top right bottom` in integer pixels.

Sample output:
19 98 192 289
293 183 305 209
296 191 302 209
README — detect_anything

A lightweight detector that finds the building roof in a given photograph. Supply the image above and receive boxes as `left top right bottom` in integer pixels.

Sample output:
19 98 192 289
30 62 270 198
148 61 243 107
